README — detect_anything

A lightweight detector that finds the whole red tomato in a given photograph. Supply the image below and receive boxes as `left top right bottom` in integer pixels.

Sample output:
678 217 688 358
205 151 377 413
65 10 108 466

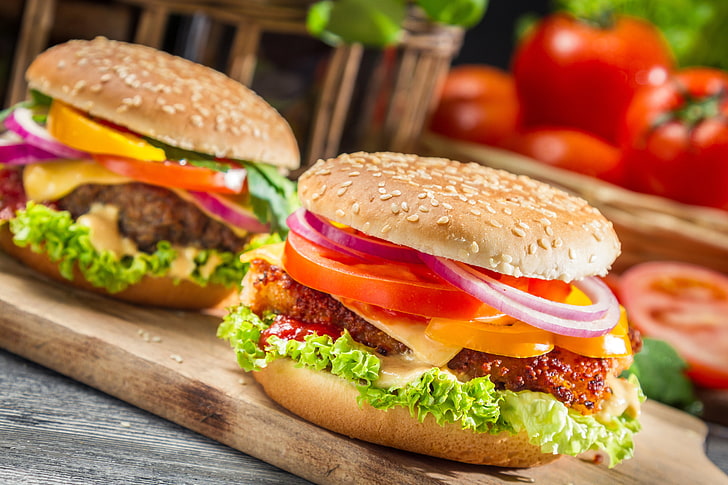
503 127 624 185
428 65 519 147
512 13 674 143
619 68 728 210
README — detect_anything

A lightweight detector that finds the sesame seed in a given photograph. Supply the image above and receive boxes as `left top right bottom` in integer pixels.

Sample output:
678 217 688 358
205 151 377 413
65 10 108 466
419 205 430 213
380 194 393 201
589 254 597 263
511 227 526 237
352 202 360 214
443 203 453 210
337 187 348 196
391 190 402 196
418 192 428 199
335 209 345 218
545 226 554 236
568 248 576 260
391 203 400 214
528 243 537 255
436 216 449 225
348 171 360 177
407 214 420 222
552 238 563 248
430 199 440 207
537 238 549 250
470 241 480 254
470 208 481 216
381 224 392 234
401 202 409 212
488 220 503 228
378 187 387 194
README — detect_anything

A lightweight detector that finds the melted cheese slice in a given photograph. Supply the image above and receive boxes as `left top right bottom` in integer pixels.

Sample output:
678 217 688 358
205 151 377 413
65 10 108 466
337 298 463 367
24 160 131 201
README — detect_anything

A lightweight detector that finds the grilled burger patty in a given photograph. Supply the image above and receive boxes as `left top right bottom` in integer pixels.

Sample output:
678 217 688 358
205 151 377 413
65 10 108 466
244 259 641 414
59 183 248 253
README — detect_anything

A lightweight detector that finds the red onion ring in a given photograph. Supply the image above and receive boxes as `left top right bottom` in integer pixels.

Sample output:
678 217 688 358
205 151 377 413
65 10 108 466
302 210 422 264
287 208 363 259
187 191 269 233
4 107 90 159
419 254 620 337
0 132 59 165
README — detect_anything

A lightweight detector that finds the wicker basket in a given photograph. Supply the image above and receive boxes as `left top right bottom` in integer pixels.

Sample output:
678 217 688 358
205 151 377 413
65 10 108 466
421 132 728 274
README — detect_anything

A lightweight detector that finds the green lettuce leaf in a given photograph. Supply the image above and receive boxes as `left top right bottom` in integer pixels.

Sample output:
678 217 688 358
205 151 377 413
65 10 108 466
219 303 644 466
7 202 247 292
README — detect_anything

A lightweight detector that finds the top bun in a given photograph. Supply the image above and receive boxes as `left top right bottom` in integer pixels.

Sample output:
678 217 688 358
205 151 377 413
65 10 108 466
298 152 620 281
26 37 299 170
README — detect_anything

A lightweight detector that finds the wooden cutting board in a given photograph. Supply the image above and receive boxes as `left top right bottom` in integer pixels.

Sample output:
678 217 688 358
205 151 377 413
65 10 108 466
0 251 726 485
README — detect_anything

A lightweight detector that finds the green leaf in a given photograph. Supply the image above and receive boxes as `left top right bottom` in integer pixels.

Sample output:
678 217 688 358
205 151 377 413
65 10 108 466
307 0 407 47
242 161 300 235
417 0 488 28
622 337 703 415
7 202 247 292
0 89 52 125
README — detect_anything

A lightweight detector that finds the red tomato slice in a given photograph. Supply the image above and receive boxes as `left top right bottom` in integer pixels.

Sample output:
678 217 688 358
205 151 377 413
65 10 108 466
619 261 728 389
93 154 245 194
282 231 486 320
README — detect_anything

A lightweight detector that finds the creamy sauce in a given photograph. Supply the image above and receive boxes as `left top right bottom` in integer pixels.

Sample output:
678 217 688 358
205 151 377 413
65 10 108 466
168 246 199 279
76 203 137 257
376 354 442 388
595 374 642 424
76 204 219 281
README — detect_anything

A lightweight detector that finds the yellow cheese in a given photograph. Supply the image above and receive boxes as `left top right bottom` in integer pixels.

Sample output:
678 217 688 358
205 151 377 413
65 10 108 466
23 160 131 201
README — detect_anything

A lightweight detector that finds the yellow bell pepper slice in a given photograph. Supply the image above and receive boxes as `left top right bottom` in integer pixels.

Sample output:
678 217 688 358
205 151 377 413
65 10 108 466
47 101 166 162
425 285 632 359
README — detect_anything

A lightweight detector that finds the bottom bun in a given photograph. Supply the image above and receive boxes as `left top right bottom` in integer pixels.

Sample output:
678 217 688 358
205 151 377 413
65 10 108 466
0 226 236 310
254 359 561 467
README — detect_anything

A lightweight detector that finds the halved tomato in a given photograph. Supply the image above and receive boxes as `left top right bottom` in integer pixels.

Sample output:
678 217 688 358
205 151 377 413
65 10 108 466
282 231 485 320
619 261 728 389
93 154 245 194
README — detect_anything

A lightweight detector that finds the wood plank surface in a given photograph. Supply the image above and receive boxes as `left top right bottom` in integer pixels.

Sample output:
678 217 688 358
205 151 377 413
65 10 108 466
1 251 727 485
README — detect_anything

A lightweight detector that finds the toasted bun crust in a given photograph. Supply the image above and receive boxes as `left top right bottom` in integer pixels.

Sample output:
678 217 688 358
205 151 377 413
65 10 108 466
0 226 236 310
254 359 560 467
26 37 299 170
298 152 620 281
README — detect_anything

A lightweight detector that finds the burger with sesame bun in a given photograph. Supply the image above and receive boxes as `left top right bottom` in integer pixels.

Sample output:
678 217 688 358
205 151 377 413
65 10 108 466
0 37 299 309
218 152 644 467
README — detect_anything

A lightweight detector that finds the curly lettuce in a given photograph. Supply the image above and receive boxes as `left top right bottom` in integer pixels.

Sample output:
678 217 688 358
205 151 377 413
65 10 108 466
218 304 644 466
7 202 250 292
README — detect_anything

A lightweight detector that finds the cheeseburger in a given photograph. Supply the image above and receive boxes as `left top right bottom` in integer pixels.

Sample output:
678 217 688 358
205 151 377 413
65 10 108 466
219 152 643 467
0 37 299 309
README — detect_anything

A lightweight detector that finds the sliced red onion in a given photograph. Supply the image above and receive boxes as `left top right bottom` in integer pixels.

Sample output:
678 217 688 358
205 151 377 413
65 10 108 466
419 254 620 337
4 107 90 159
187 190 269 233
287 208 363 259
302 210 421 263
456 263 613 321
0 132 59 165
